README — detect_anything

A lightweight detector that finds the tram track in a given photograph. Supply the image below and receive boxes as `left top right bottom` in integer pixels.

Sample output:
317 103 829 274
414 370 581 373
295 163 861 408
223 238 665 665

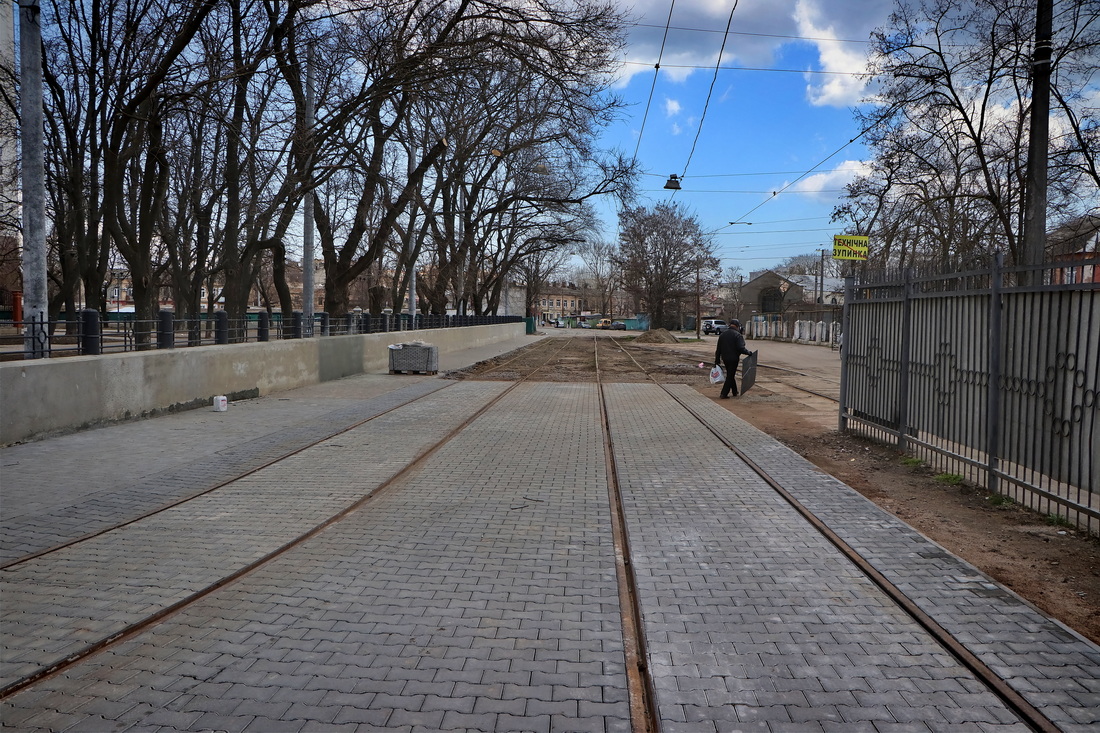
0 334 1077 730
0 338 577 700
598 335 1061 733
594 337 661 733
2 339 574 573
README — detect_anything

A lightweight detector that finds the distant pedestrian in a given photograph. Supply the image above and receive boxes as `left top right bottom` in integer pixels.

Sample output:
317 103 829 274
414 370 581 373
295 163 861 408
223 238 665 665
714 319 752 398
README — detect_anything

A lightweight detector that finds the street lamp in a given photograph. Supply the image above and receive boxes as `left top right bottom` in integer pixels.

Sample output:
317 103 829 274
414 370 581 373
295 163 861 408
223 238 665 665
664 174 682 190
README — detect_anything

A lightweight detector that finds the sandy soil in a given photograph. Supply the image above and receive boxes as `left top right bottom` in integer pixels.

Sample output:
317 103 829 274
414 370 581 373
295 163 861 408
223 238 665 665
458 331 1100 645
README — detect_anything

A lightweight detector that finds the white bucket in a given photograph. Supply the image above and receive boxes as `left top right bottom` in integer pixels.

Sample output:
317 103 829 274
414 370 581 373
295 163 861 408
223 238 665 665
213 395 228 412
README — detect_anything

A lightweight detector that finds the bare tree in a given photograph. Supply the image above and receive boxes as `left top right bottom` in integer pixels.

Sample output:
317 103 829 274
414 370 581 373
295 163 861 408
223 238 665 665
616 202 718 331
576 237 618 316
27 0 634 335
513 246 574 320
839 0 1100 268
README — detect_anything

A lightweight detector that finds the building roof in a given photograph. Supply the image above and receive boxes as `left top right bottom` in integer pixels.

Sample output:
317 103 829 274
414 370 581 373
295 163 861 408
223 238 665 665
745 270 844 292
785 274 845 292
1047 214 1100 257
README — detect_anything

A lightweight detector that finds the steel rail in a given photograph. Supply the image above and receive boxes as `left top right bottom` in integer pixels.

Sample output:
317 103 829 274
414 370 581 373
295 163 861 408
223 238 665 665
756 377 840 403
593 335 662 733
0 339 576 700
0 387 451 571
605 337 1061 733
3 338 570 571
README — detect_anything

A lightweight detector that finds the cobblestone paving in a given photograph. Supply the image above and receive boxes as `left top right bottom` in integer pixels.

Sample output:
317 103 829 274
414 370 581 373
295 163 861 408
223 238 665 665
1 382 630 733
0 381 506 692
3 376 1099 732
666 384 1100 732
605 383 1030 732
0 378 447 564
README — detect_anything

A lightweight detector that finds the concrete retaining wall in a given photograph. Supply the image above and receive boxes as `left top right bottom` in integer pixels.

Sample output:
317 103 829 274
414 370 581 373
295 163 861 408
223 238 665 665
1 323 522 445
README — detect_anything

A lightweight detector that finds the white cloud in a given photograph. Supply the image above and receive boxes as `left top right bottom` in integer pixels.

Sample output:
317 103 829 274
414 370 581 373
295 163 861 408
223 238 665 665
614 0 800 87
664 97 682 117
793 0 877 107
614 0 891 103
792 159 870 200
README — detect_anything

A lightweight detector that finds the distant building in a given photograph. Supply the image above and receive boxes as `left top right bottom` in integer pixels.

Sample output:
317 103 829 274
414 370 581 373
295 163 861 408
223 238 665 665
537 282 591 324
1047 214 1099 284
736 270 844 322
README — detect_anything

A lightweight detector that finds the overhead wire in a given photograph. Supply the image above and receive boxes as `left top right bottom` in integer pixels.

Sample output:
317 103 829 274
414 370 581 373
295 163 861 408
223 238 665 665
632 0 678 163
629 21 870 45
679 0 739 181
649 187 848 194
728 127 872 223
621 60 860 74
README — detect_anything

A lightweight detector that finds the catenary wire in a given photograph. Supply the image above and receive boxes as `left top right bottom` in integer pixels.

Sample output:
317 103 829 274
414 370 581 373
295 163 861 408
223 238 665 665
680 0 739 180
631 0 678 162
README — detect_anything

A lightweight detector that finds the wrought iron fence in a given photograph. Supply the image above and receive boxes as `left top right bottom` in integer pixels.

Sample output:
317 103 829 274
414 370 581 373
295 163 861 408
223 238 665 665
839 252 1099 534
0 310 522 361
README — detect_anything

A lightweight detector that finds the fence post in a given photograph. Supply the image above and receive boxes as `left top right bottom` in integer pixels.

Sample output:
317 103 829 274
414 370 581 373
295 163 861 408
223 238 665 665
215 311 229 344
896 268 914 452
986 252 1004 496
257 311 270 342
80 308 101 355
838 275 853 432
157 309 174 349
187 316 201 347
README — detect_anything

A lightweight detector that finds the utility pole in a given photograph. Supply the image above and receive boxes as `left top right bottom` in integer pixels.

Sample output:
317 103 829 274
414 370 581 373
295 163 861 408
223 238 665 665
818 248 826 304
406 150 418 322
19 0 47 358
301 43 315 335
695 258 701 339
1022 0 1053 277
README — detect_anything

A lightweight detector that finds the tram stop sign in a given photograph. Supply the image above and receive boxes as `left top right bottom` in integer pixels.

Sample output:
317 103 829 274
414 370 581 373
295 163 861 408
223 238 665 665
741 350 759 394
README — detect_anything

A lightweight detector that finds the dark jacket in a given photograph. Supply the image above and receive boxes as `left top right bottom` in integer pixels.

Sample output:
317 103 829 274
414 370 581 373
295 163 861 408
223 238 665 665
715 327 751 366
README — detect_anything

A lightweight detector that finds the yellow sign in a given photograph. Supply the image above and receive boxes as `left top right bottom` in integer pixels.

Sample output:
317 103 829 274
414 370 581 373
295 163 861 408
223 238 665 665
833 235 869 260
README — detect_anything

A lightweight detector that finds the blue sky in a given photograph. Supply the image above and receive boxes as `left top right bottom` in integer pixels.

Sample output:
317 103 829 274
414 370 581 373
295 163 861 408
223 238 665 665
595 0 897 277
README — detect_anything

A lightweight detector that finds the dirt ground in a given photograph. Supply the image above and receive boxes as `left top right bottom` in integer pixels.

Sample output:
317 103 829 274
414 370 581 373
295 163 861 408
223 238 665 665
460 331 1100 645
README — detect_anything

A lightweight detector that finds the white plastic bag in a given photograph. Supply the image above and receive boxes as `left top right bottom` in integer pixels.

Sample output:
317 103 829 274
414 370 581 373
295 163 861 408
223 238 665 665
709 365 724 385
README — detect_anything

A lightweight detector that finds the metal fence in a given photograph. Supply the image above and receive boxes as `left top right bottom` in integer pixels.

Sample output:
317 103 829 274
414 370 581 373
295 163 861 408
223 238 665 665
839 252 1099 534
1 310 522 361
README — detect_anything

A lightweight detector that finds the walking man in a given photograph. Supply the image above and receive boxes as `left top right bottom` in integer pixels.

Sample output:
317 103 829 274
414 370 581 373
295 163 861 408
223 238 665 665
714 319 752 398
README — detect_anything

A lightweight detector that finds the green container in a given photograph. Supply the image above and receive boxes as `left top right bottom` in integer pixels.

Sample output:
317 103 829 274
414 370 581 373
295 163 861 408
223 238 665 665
524 317 537 335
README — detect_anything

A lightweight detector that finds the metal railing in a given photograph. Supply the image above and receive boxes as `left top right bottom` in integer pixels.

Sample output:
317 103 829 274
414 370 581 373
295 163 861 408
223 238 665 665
0 310 523 361
839 252 1099 534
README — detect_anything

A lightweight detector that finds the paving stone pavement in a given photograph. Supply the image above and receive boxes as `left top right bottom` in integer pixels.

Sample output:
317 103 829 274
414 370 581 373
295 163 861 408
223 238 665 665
2 382 631 733
1 369 1099 732
0 380 509 691
663 384 1100 732
605 384 1036 733
0 377 448 564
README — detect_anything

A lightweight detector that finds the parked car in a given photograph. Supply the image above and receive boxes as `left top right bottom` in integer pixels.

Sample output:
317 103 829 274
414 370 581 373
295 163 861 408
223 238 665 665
702 319 728 335
596 318 612 329
610 321 626 330
554 319 567 328
579 320 591 328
